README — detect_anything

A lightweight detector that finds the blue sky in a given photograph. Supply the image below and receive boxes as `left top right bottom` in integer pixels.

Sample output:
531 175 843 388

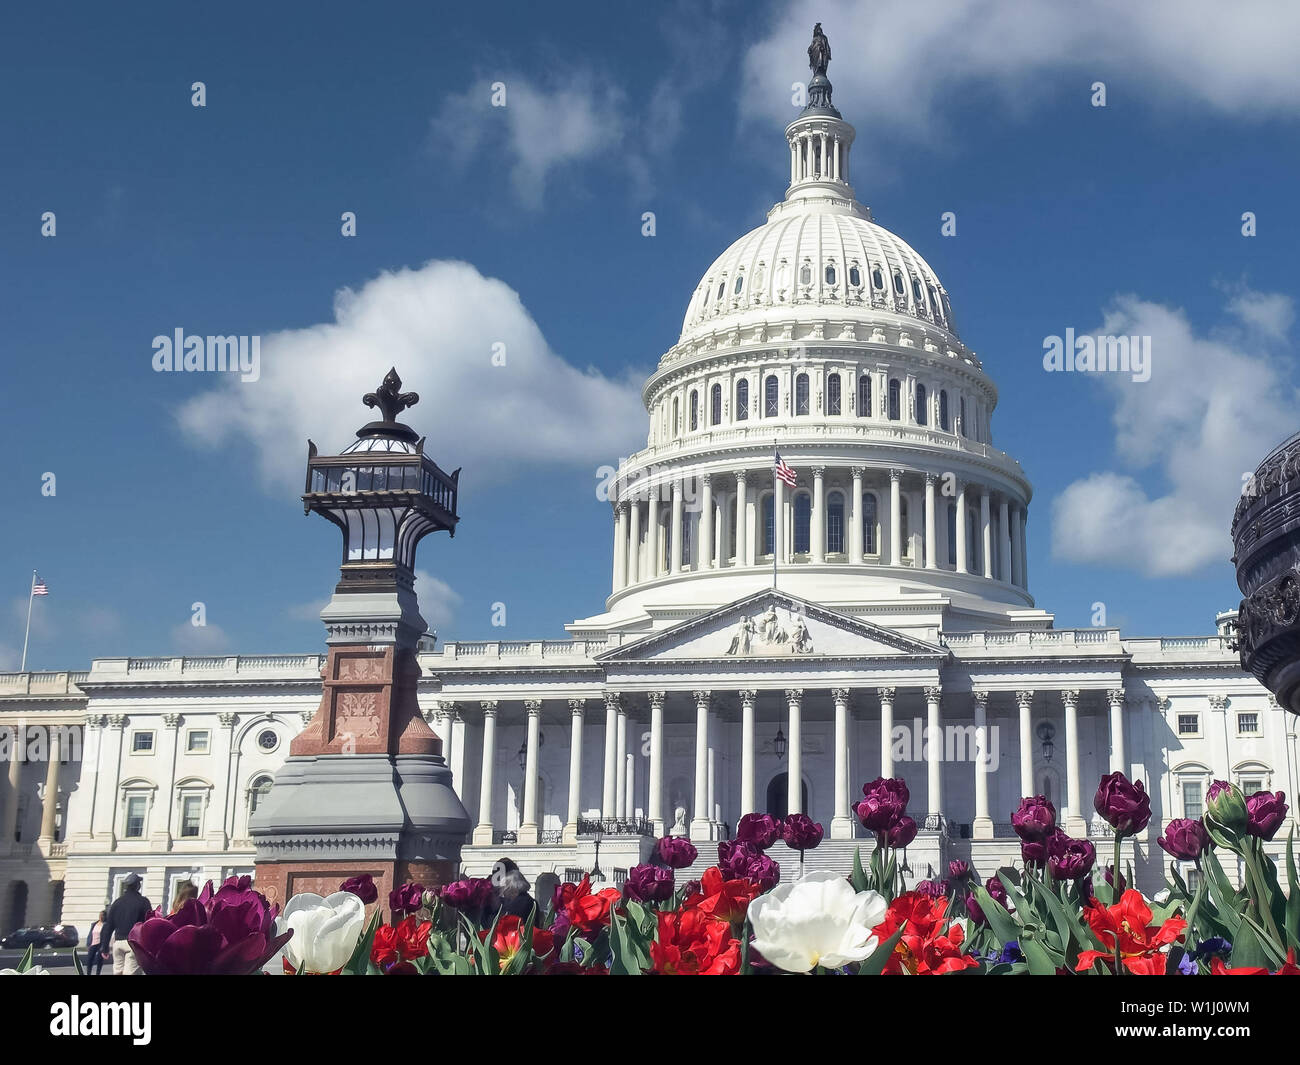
3 0 1299 668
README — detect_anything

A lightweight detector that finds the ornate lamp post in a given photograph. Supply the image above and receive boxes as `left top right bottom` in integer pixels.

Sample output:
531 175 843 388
252 368 471 909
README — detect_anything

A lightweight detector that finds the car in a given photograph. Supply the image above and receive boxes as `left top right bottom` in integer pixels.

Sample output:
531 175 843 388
1 925 79 950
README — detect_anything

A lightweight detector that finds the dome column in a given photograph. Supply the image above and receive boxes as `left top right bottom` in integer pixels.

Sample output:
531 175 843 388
734 472 748 567
850 467 865 563
980 489 993 579
955 480 969 574
1011 505 1025 587
999 498 1013 583
812 467 826 563
924 473 938 570
670 481 683 575
646 494 660 580
700 474 714 570
612 502 628 592
888 469 903 566
627 498 641 584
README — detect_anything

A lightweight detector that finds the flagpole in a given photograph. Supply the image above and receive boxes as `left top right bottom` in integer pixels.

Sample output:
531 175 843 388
773 440 779 591
20 570 35 672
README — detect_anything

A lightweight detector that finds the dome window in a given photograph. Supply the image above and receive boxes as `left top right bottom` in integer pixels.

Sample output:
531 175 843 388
764 375 779 417
849 264 862 288
710 383 722 425
753 262 766 290
716 280 726 301
888 379 901 421
873 266 885 290
672 396 680 436
736 379 749 421
915 383 928 425
858 375 872 418
795 373 810 415
793 493 812 554
827 491 845 554
892 270 905 295
911 277 923 302
799 262 813 287
734 273 745 296
959 396 967 436
939 390 950 431
863 492 879 555
689 390 699 431
926 281 939 310
825 264 837 286
827 374 842 415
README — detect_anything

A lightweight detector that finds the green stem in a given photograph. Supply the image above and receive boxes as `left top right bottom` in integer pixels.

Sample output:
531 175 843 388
1112 833 1124 975
1242 838 1284 952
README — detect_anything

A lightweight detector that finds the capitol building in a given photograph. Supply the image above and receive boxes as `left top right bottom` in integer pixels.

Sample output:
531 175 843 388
2 50 1295 933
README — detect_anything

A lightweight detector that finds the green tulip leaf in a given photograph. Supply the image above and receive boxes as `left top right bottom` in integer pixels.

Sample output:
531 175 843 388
1021 937 1062 975
851 847 869 893
1286 830 1300 951
970 885 1020 947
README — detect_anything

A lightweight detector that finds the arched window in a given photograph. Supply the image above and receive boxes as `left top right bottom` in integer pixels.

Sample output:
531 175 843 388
939 390 950 431
863 493 879 554
689 390 699 431
795 373 810 415
912 277 923 302
736 379 749 421
716 280 725 301
764 375 779 417
794 493 812 554
872 266 884 290
827 374 841 415
915 384 927 425
824 264 837 286
799 261 812 286
888 379 901 421
734 273 744 295
893 270 905 295
959 396 967 436
827 491 845 554
899 496 911 558
858 375 872 418
762 494 775 555
967 510 979 572
249 775 274 816
682 510 693 568
710 383 722 426
849 264 861 288
947 503 957 566
672 396 679 436
728 506 737 560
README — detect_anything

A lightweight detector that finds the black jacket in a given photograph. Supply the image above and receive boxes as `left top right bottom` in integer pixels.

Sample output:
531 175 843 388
105 891 154 942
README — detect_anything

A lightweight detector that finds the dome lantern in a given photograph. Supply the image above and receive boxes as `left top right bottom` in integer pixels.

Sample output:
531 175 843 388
784 23 857 205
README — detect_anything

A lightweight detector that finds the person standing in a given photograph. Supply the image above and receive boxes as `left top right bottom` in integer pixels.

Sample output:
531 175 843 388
84 911 107 975
103 873 153 975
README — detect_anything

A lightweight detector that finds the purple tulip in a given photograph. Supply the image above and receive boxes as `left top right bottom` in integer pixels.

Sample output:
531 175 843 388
915 879 947 900
1011 795 1057 841
1094 771 1151 835
886 815 917 849
985 877 1008 907
439 878 493 911
624 863 674 904
1158 818 1210 861
781 813 824 852
1047 833 1096 880
127 877 291 975
1246 790 1289 841
965 893 987 925
856 777 910 833
1103 865 1126 891
339 874 378 905
656 836 699 869
679 879 701 899
735 813 782 850
388 881 425 917
1021 830 1056 868
717 840 779 890
947 860 970 882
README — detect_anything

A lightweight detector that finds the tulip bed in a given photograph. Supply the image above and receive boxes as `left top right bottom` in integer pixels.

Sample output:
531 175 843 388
5 773 1294 976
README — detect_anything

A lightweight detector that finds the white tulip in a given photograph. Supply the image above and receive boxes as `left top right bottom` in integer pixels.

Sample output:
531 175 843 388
0 967 49 975
278 891 367 974
747 870 888 972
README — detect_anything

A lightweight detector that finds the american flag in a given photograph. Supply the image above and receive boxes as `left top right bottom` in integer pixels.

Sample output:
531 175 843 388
32 575 48 596
774 451 797 488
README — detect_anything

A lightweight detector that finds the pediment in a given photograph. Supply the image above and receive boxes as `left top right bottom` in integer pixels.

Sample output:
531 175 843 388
596 590 948 663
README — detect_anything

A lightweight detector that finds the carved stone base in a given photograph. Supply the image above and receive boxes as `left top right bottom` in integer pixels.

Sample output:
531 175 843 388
830 815 855 841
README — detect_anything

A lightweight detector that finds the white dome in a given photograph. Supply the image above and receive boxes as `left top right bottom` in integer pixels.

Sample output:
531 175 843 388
679 203 957 345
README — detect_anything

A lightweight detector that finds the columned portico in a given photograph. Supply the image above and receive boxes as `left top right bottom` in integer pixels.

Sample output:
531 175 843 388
691 691 711 841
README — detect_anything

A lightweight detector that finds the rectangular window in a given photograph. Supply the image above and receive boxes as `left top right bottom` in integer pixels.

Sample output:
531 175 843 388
186 730 210 754
180 796 203 838
1176 713 1199 736
125 796 147 838
131 731 155 753
1240 778 1263 796
1183 780 1203 821
1185 868 1200 894
1237 712 1259 735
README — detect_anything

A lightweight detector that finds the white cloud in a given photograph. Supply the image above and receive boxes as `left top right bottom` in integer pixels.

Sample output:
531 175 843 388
414 570 462 634
432 75 627 207
177 260 646 493
1051 289 1298 576
742 1 1300 166
171 621 231 654
0 643 17 670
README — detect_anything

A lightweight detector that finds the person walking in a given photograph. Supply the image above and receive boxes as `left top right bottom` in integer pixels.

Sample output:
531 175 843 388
84 911 107 975
103 873 153 975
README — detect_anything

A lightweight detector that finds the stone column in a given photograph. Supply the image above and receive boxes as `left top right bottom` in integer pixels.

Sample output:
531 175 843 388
625 744 636 823
670 481 683 575
472 701 497 845
1010 506 1024 587
706 739 717 838
831 688 853 839
601 693 619 820
646 495 661 579
627 500 641 585
786 689 803 815
0 737 21 854
700 475 714 570
648 691 665 834
879 687 896 778
998 498 1012 582
1018 510 1029 589
37 728 62 846
889 469 903 565
615 702 628 819
1062 690 1085 835
972 691 993 839
563 699 585 844
850 467 865 562
925 686 942 828
980 490 993 578
517 699 543 845
1017 690 1035 800
955 480 969 574
1107 688 1127 775
735 472 748 566
739 689 757 816
691 691 711 841
613 502 628 592
812 466 826 562
924 473 938 569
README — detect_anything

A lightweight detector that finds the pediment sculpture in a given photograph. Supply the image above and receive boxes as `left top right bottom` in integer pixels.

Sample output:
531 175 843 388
725 605 814 656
